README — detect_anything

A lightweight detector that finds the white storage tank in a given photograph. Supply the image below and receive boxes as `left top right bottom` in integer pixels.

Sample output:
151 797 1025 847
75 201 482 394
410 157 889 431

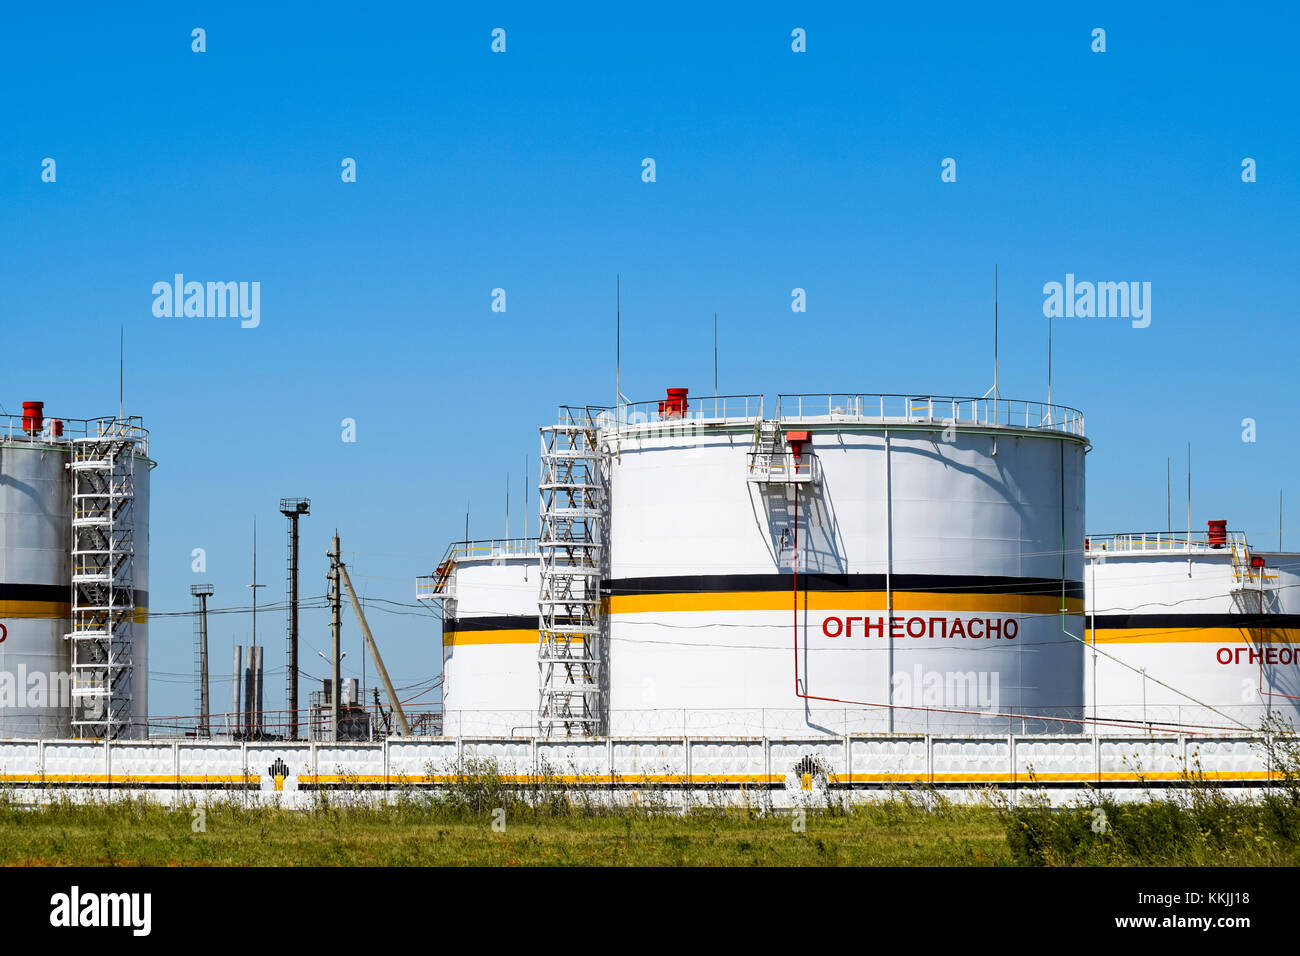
1085 524 1300 732
423 540 539 735
603 391 1088 735
0 402 152 739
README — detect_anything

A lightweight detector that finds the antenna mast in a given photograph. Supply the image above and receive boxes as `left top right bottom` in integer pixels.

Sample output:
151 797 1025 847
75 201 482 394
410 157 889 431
1047 313 1052 407
993 264 999 400
616 275 621 411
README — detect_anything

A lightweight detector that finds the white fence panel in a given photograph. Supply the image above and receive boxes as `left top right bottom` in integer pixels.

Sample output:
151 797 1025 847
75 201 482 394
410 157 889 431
933 738 1010 779
612 740 686 779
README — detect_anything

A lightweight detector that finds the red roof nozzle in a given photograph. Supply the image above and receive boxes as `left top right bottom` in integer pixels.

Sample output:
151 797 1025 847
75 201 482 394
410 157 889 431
1207 519 1228 549
21 401 44 436
658 387 689 419
785 430 812 459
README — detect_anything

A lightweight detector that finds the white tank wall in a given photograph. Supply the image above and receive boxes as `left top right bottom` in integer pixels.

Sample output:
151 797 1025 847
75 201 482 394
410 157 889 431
132 458 150 738
0 434 151 740
606 422 1086 735
0 440 71 737
1086 548 1300 731
440 553 538 735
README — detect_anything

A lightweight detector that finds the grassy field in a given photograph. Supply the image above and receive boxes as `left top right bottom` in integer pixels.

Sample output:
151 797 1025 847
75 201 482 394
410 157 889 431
0 795 1011 866
3 785 1300 866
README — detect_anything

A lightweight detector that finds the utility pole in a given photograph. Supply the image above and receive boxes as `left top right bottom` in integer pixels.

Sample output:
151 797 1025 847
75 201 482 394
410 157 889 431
191 584 214 737
327 533 342 741
338 556 411 736
280 498 310 739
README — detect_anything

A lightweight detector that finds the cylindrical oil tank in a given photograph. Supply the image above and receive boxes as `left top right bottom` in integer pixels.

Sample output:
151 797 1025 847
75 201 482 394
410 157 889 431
435 541 540 736
1085 530 1300 732
0 410 152 739
603 392 1087 735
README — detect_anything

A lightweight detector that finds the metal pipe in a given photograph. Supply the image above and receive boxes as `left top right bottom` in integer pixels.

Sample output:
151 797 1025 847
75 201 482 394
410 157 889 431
885 429 893 733
243 645 255 741
232 645 242 739
253 645 264 738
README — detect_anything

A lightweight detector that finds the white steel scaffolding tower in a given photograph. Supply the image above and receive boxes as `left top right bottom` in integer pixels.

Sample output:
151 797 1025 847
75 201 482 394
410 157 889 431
67 430 139 739
537 407 607 736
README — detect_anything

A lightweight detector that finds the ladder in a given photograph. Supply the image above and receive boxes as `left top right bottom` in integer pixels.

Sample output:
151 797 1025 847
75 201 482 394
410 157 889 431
746 419 817 484
1229 534 1277 609
746 419 785 482
67 431 138 739
537 407 606 736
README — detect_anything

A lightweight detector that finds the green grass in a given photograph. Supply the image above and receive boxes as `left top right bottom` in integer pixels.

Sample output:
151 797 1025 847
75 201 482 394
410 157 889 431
4 786 1300 866
7 725 1300 866
0 792 1011 866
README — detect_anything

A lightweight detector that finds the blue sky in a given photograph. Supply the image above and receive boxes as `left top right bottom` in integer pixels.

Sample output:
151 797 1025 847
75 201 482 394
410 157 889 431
2 2 1297 720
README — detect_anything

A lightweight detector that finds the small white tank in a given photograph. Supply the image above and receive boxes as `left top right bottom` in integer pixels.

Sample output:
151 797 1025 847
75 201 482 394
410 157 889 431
1085 527 1300 733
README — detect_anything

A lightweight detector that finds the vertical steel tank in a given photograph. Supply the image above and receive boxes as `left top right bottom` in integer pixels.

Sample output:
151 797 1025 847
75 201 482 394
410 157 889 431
0 406 152 739
424 540 540 736
1084 527 1300 732
603 391 1088 735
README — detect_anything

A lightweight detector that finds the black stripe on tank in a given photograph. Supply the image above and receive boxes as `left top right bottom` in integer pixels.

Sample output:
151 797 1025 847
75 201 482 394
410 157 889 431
445 615 540 632
1091 613 1300 629
603 573 1084 601
0 583 150 606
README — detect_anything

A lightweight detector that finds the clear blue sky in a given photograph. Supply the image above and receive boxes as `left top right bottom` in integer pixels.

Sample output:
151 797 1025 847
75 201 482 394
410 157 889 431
3 3 1297 721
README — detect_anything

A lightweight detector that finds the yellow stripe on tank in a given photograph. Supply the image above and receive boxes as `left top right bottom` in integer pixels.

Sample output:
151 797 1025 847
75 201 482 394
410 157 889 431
444 630 584 646
1087 627 1300 645
0 601 148 622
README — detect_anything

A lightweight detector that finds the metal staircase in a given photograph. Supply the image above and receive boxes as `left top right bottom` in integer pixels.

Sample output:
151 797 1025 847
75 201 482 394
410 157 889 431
747 420 817 484
1230 534 1278 614
67 431 139 739
537 407 607 736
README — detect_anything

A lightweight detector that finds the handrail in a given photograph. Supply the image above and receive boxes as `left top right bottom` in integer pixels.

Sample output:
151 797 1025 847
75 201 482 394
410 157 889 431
1085 530 1249 554
438 538 540 563
585 394 764 434
417 538 541 599
0 413 150 455
775 393 1085 438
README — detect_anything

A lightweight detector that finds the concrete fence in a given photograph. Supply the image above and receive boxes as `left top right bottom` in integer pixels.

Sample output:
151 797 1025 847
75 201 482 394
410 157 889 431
0 733 1278 806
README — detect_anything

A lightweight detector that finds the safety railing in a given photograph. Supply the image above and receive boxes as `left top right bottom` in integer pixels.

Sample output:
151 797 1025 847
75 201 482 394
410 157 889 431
1085 531 1249 554
601 394 765 435
777 394 1085 437
0 413 150 455
417 538 540 600
747 452 820 484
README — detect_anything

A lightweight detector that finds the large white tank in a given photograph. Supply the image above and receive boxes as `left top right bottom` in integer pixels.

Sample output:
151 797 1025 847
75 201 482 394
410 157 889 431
1085 527 1300 733
604 391 1087 735
420 391 1088 737
428 540 539 735
0 404 152 739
